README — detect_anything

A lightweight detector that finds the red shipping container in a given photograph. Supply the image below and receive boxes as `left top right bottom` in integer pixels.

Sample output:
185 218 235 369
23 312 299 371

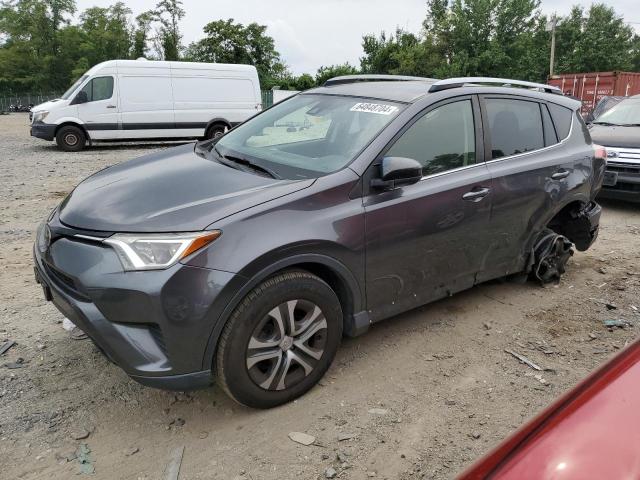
548 71 640 115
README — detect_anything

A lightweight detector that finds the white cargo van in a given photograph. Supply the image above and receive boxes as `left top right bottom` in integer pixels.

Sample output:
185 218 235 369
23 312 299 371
30 59 262 151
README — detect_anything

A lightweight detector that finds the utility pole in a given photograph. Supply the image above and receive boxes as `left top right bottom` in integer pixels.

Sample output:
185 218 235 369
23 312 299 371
547 14 557 78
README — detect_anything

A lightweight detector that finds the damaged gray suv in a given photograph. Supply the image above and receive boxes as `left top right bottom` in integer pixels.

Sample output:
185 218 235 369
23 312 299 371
34 76 605 408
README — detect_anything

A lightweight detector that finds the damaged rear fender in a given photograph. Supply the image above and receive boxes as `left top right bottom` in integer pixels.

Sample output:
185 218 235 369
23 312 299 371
547 201 601 252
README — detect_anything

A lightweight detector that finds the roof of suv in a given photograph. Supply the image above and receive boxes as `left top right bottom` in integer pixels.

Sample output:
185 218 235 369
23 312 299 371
306 76 580 109
309 80 436 103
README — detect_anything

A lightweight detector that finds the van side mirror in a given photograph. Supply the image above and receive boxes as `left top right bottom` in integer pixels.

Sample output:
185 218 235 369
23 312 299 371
371 156 423 189
71 90 88 105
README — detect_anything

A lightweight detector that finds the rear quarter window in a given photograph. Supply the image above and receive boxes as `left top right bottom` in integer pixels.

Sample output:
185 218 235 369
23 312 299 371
547 103 573 140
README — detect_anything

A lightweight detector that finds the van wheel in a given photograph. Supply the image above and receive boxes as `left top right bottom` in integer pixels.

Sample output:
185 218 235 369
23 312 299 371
205 124 227 140
215 271 343 409
56 125 86 152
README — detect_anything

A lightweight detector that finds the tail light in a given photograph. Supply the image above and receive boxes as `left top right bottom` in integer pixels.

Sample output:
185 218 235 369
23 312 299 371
593 144 607 160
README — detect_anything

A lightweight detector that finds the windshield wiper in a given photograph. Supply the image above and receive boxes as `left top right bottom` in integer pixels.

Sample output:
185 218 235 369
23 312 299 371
213 146 281 179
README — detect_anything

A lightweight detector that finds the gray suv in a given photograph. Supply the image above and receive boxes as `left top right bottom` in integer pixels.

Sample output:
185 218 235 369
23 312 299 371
34 76 605 408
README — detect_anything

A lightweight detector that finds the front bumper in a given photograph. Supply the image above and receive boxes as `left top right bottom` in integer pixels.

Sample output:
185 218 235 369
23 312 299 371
33 225 241 390
599 161 640 203
30 121 56 141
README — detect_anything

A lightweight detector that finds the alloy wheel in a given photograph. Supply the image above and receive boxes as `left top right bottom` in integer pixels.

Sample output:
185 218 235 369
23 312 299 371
246 299 328 391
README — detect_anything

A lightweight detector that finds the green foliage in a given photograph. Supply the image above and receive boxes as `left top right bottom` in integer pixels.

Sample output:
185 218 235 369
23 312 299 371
554 4 636 73
0 0 638 96
360 1 639 81
153 0 184 60
315 63 359 85
79 3 133 66
184 18 285 87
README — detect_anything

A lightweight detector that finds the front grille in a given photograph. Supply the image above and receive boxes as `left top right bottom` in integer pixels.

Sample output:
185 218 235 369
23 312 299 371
607 163 640 174
606 146 640 164
611 182 640 192
43 261 89 299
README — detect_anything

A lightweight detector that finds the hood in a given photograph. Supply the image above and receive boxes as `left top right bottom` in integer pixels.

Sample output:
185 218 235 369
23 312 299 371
589 124 640 149
59 143 314 232
31 98 63 112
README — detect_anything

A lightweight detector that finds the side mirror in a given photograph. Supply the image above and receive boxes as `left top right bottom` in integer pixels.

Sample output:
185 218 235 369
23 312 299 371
371 156 423 189
71 90 88 105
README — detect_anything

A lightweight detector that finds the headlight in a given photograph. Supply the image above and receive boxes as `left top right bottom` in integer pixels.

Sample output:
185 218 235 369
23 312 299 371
104 231 221 271
33 111 49 122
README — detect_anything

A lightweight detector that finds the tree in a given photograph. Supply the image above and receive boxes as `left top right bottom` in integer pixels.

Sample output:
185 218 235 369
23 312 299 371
131 11 153 59
184 18 285 87
554 4 635 74
153 0 184 60
315 63 359 85
0 0 76 91
79 3 132 66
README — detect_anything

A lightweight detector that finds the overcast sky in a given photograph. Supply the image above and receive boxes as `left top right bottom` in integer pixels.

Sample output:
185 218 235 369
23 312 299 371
75 0 640 75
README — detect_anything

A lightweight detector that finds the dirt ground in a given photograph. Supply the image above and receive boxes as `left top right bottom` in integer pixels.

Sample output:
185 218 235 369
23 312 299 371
1 113 639 480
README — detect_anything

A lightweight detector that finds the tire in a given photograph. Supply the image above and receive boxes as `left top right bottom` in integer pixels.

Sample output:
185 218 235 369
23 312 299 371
56 125 86 152
205 123 227 140
215 271 343 408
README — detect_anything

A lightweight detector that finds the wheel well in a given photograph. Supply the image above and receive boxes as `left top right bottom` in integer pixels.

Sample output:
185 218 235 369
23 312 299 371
547 201 585 232
279 263 354 321
546 200 595 252
206 120 231 133
55 122 88 139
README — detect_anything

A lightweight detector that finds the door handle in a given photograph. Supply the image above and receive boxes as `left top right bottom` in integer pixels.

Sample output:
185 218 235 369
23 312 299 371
462 187 490 202
106 105 117 109
551 169 570 180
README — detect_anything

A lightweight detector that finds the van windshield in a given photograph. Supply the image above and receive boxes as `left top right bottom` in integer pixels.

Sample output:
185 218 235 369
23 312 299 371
61 75 88 100
215 94 403 179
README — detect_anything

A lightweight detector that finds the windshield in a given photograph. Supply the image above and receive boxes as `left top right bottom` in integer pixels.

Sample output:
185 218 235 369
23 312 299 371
215 94 403 178
594 98 640 125
61 75 88 100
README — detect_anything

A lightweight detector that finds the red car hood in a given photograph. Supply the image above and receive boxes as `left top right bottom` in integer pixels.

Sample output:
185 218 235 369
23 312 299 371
459 339 640 479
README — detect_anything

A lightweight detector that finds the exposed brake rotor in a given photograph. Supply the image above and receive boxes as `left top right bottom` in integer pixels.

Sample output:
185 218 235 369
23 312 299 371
532 230 574 284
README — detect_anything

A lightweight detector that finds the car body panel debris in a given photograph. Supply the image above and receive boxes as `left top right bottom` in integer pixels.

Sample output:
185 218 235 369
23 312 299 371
0 339 15 356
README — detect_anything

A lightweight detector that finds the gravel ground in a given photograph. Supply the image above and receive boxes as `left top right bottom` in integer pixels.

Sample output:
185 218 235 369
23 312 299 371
1 112 639 479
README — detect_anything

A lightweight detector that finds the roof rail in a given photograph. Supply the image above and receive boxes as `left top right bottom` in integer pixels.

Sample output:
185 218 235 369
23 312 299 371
324 74 436 87
428 77 562 94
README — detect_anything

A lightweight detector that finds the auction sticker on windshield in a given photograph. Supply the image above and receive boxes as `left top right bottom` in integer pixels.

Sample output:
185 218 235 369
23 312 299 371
350 103 398 115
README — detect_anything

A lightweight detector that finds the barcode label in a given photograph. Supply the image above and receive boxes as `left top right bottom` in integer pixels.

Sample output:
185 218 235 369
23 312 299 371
350 103 398 115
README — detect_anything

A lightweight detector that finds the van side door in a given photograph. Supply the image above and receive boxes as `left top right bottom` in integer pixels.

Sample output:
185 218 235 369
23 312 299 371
363 96 493 321
74 76 119 139
118 67 175 138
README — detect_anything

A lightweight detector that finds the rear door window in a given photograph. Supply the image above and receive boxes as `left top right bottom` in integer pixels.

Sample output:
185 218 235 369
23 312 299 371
386 100 476 176
485 98 544 159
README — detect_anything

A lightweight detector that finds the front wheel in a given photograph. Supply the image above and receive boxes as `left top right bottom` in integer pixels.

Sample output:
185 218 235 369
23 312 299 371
215 271 343 408
205 123 227 140
56 125 86 152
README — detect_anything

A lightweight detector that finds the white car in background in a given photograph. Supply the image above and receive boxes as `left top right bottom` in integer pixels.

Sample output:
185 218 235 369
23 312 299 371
30 59 262 151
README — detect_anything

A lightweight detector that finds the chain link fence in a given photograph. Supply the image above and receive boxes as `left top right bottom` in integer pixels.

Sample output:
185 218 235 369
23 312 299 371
0 92 63 112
